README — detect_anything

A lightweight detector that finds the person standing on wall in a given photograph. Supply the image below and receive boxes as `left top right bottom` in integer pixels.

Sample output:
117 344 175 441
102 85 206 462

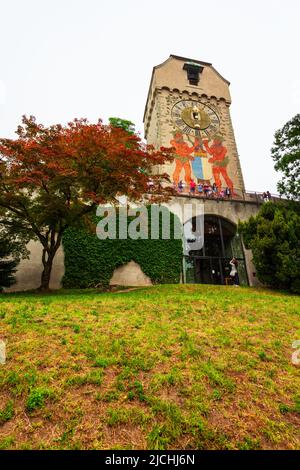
189 179 196 195
229 257 239 286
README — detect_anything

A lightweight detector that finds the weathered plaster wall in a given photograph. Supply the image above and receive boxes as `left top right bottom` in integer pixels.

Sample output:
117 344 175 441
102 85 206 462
5 240 65 292
109 261 152 287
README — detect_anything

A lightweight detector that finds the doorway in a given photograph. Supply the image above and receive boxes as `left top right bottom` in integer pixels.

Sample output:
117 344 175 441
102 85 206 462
183 215 248 286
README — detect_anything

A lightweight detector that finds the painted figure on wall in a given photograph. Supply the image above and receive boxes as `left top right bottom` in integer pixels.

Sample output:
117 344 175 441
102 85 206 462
203 135 234 192
171 132 196 185
190 136 207 180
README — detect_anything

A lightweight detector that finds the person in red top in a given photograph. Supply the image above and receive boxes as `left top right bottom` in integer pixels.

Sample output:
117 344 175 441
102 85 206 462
171 132 198 186
189 179 196 195
203 135 234 193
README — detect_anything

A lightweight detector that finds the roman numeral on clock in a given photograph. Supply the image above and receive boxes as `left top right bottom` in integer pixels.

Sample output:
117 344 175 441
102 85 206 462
179 101 188 108
182 126 191 134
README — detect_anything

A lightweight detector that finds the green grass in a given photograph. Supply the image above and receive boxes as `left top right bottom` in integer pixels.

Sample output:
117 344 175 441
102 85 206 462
26 387 55 412
0 400 14 424
0 284 299 449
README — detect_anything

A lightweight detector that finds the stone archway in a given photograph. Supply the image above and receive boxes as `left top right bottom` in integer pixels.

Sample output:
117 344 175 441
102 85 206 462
183 214 248 285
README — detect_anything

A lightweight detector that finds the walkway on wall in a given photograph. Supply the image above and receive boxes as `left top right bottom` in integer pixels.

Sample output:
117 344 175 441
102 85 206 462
173 188 282 205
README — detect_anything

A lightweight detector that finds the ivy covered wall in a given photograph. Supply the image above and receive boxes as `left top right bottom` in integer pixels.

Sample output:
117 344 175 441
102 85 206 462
62 206 183 288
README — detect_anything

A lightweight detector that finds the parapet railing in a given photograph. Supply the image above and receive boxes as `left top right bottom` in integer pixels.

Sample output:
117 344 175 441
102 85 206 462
174 187 282 204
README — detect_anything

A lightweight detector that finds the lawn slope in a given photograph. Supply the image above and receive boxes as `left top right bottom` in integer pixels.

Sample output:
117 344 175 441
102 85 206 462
0 285 299 450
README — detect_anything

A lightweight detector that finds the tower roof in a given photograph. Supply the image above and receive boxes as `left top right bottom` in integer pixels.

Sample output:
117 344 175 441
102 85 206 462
143 55 231 123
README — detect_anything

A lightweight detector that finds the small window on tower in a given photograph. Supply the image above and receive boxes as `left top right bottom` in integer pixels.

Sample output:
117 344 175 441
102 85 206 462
183 62 204 86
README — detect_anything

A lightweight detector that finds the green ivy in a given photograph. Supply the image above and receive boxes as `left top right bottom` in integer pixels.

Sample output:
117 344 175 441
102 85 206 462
62 206 183 288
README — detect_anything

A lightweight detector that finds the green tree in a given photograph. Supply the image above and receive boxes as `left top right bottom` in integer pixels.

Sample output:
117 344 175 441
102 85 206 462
271 114 300 200
239 202 300 293
108 117 135 134
0 237 19 291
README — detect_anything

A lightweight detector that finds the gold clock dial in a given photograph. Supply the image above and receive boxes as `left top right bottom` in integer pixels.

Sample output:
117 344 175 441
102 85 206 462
171 100 220 137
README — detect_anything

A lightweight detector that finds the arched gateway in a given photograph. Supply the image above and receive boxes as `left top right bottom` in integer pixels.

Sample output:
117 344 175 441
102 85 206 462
183 215 248 285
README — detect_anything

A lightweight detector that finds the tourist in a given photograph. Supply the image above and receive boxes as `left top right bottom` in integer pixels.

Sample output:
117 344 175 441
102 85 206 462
207 184 213 197
178 180 183 193
225 187 231 198
197 182 203 195
190 179 196 195
266 190 271 201
229 257 239 286
203 183 209 197
262 191 268 202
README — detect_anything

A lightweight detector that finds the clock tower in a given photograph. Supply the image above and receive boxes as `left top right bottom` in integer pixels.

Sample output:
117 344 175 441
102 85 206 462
143 55 261 287
143 55 245 194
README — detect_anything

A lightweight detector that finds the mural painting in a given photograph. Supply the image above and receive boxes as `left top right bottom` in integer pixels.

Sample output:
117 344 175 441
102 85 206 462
170 100 234 192
203 135 233 192
170 132 195 185
189 135 207 181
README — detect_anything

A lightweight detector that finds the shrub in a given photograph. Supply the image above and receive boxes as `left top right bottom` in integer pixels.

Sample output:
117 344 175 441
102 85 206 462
62 206 182 288
239 202 300 293
26 388 54 412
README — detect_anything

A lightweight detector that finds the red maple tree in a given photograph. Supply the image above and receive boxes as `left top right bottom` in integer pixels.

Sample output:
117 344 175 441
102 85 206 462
0 116 174 290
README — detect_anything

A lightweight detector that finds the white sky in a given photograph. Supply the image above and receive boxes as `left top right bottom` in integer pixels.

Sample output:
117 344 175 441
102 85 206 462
1 0 299 193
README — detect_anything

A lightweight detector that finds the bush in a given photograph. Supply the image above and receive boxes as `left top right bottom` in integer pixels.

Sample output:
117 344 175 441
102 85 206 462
0 239 18 291
26 388 54 412
0 400 14 425
239 202 300 293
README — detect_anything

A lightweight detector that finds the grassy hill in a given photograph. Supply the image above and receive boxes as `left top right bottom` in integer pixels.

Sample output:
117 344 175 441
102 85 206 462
0 285 299 450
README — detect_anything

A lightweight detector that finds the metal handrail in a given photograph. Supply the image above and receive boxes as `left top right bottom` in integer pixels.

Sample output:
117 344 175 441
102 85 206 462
173 187 282 203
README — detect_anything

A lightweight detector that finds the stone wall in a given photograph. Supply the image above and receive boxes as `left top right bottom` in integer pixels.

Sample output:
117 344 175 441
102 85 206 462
5 197 262 292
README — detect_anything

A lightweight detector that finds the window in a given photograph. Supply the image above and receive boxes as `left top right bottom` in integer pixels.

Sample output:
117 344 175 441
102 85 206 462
183 62 204 86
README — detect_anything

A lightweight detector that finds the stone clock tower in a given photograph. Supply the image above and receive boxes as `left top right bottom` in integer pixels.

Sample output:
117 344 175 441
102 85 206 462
143 55 262 287
143 55 245 194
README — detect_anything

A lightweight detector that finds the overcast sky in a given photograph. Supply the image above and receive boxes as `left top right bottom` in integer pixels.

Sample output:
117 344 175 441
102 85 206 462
1 0 299 193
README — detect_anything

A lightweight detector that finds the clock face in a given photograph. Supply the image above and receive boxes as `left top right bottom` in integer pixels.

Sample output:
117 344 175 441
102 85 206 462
171 100 220 138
